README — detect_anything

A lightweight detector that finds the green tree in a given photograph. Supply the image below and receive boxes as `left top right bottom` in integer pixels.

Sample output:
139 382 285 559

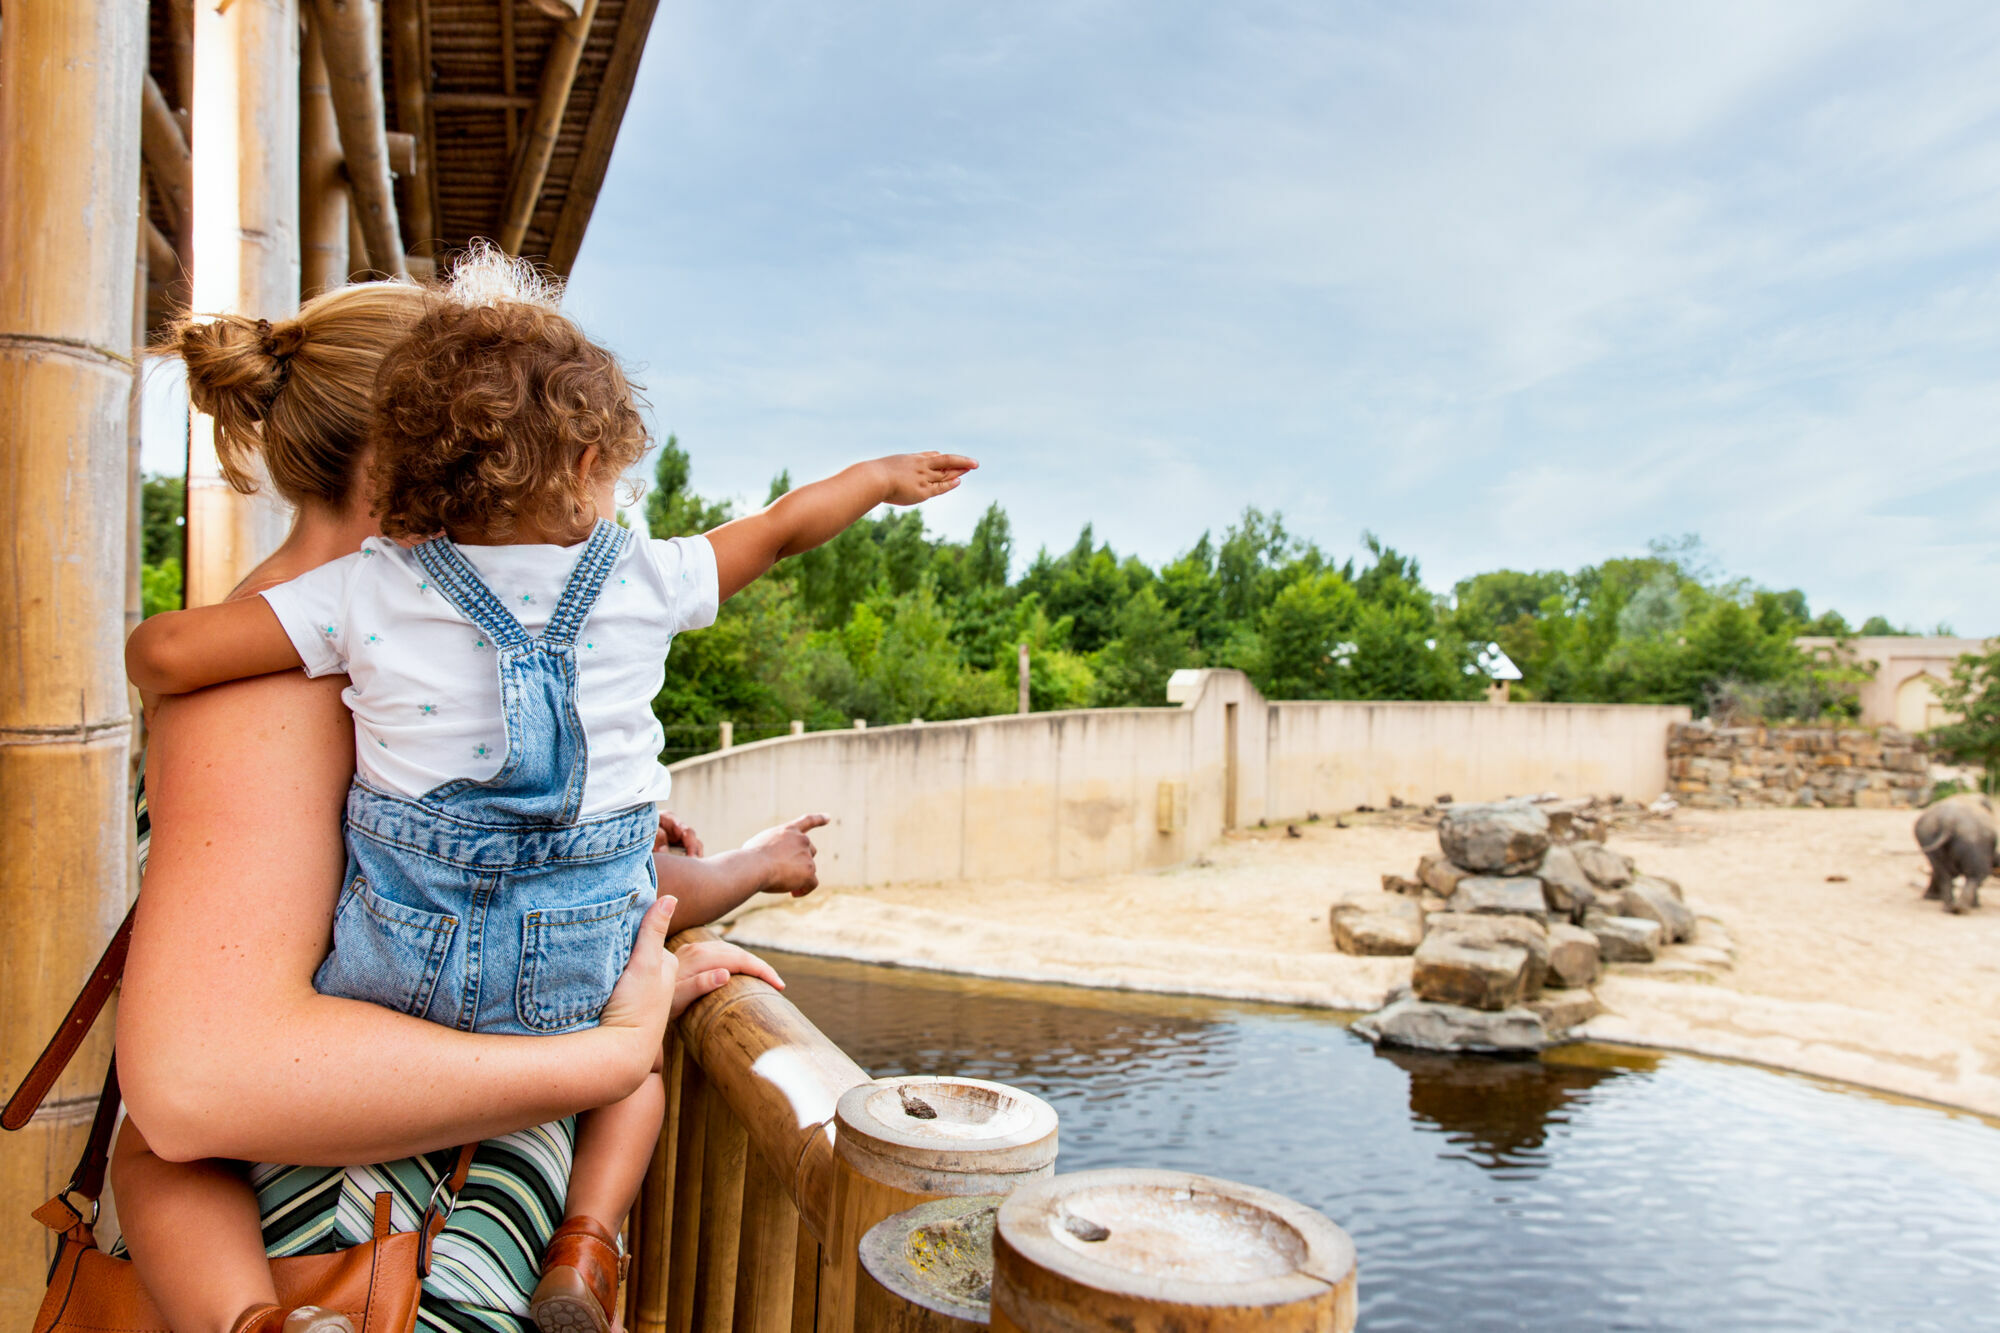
1092 586 1193 706
1930 645 2000 793
645 434 733 538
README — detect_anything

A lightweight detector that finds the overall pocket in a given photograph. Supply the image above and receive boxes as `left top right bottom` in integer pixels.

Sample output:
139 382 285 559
314 871 459 1019
516 890 641 1034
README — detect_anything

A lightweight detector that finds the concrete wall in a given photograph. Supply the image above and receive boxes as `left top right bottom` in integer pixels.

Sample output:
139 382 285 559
664 670 1690 888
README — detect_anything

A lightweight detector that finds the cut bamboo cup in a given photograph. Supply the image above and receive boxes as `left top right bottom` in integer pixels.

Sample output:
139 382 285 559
990 1169 1357 1332
819 1076 1057 1333
857 1194 1004 1332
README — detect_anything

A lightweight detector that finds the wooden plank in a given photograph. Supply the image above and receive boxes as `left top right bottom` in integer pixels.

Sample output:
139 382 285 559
545 0 663 275
495 0 599 254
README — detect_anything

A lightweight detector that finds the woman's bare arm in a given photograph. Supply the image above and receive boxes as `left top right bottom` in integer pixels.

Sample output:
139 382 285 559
116 671 675 1166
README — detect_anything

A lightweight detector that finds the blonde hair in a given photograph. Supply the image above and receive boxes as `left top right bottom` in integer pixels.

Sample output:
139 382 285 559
168 280 431 508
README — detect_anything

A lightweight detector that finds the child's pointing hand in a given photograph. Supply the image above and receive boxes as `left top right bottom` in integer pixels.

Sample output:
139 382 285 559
877 452 978 506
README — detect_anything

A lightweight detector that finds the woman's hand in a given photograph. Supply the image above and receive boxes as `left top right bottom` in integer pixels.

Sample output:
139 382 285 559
593 896 681 1081
670 939 786 1017
744 813 829 897
653 810 704 858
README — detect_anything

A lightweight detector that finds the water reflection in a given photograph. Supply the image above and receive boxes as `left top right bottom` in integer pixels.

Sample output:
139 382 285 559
766 951 2000 1332
1378 1048 1621 1170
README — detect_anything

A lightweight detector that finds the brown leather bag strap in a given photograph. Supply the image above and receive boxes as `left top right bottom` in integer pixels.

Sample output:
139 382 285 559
417 1143 480 1275
2 903 136 1132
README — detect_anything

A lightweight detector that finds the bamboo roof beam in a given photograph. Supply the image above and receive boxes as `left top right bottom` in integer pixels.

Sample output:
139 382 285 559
496 0 599 255
145 217 178 277
307 0 406 277
140 73 190 240
167 0 195 111
548 0 661 273
300 20 350 297
386 0 440 260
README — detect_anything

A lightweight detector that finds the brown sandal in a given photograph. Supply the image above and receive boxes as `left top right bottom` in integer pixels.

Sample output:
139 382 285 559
231 1305 358 1333
530 1217 623 1333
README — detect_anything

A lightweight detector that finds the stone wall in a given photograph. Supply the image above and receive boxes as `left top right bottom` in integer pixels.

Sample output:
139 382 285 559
1666 721 1929 809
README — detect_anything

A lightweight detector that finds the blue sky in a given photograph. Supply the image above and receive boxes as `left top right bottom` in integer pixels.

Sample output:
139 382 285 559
139 2 1999 630
559 0 2000 632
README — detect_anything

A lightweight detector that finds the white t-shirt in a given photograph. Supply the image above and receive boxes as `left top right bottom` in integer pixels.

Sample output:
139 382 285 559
261 533 719 817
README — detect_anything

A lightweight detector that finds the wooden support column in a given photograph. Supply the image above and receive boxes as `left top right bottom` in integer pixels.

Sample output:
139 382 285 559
546 0 662 273
187 0 301 605
299 21 349 297
386 0 439 260
307 0 406 277
497 0 599 254
0 2 145 1322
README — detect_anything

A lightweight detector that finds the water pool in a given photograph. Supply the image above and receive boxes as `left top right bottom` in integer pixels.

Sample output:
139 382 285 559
765 951 2000 1332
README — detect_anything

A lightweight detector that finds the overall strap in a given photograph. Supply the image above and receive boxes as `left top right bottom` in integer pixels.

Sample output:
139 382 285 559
541 520 631 648
413 536 532 650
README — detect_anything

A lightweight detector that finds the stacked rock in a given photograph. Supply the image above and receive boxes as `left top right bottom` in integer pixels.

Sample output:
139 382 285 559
1342 798 1702 1054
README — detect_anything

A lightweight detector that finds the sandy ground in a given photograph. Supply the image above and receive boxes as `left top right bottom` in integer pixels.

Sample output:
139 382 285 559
727 808 2000 1117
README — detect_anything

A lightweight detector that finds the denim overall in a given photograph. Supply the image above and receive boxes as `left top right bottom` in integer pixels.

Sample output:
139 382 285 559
314 520 657 1035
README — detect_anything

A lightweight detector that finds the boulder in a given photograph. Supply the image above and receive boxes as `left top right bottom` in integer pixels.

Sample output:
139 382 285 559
1545 922 1601 989
1416 850 1472 897
1412 933 1531 1011
1586 913 1662 963
1438 801 1551 875
1330 896 1426 956
1448 876 1549 924
1528 990 1601 1034
1618 876 1696 943
1422 911 1549 998
1381 873 1425 897
1352 996 1549 1054
1571 841 1635 889
1536 843 1598 920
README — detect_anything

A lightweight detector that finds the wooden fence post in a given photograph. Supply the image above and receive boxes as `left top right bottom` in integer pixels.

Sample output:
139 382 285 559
0 1 146 1320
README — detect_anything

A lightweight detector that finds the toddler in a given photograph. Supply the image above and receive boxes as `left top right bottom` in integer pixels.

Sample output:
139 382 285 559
124 290 974 1333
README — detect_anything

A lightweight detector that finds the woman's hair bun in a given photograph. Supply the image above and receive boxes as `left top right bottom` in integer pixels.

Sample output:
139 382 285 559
175 313 297 426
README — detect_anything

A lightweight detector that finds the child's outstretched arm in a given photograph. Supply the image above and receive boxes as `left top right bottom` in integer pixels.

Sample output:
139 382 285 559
706 451 977 600
126 599 305 695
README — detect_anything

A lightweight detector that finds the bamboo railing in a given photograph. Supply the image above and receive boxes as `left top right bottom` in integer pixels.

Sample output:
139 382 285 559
635 930 1356 1332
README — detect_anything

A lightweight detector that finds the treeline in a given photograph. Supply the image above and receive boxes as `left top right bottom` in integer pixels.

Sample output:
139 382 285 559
136 446 1928 751
638 440 1920 743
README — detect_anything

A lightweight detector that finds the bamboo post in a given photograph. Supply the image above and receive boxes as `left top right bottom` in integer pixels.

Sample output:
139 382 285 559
625 1034 685 1333
496 0 599 254
693 1094 748 1332
990 1170 1357 1332
385 0 439 260
127 217 151 796
820 1077 1058 1333
1017 643 1030 714
0 2 145 1322
665 1058 707 1333
187 0 301 605
299 20 349 297
790 1216 822 1333
856 1195 1003 1332
732 1145 800 1333
305 0 406 277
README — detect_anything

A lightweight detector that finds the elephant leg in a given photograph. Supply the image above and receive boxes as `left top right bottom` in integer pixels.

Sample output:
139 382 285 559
1922 847 1951 900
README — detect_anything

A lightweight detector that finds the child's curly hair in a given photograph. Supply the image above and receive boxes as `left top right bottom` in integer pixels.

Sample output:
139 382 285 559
369 294 649 543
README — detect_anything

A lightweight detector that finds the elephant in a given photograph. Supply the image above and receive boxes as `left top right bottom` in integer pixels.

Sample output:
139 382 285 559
1914 792 1995 914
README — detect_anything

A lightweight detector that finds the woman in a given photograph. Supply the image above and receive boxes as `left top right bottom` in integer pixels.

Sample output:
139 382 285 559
110 274 822 1333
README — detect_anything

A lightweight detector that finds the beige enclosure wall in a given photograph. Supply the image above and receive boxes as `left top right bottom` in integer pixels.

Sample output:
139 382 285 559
665 671 1689 889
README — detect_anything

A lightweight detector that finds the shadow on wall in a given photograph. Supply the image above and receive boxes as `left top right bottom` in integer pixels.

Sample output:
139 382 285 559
665 670 1690 890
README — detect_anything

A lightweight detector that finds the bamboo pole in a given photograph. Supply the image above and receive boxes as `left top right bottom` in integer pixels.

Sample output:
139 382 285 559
733 1144 800 1333
496 0 599 254
626 1035 684 1333
819 1078 1058 1333
990 1171 1358 1332
666 1058 708 1333
299 21 349 298
0 2 145 1321
186 0 301 606
140 75 191 243
500 0 519 156
694 1095 748 1332
855 1196 1000 1333
545 0 661 274
385 0 439 260
127 218 150 798
306 0 406 277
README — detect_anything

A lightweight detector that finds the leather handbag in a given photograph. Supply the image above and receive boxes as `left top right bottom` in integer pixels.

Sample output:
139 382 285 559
4 906 475 1333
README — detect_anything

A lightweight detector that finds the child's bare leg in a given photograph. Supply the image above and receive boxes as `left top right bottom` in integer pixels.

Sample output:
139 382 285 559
109 1119 275 1333
566 1071 666 1228
531 1073 666 1333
